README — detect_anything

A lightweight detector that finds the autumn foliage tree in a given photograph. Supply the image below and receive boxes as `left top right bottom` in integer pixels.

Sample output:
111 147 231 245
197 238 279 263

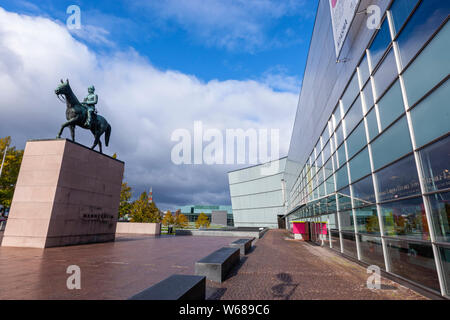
118 182 132 219
0 137 23 212
130 191 161 223
174 210 189 229
195 212 210 229
162 210 175 227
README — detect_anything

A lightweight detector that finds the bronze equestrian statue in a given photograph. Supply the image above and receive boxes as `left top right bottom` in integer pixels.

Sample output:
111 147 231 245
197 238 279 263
54 79 111 153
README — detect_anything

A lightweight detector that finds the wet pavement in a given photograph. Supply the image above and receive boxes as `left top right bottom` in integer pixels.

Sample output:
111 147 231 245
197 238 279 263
206 229 427 300
0 230 428 300
0 233 241 299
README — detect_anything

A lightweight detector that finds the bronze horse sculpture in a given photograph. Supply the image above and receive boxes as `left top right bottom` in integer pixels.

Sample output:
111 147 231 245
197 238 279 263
54 79 111 153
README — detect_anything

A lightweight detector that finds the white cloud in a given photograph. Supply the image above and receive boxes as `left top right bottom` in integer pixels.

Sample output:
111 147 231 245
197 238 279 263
0 7 298 209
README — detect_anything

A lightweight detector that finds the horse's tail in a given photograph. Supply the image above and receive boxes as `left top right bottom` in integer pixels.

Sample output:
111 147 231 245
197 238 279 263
105 124 111 147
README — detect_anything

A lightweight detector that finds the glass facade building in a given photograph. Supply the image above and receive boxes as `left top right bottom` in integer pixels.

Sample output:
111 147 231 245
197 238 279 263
179 205 234 226
284 0 449 297
228 158 286 228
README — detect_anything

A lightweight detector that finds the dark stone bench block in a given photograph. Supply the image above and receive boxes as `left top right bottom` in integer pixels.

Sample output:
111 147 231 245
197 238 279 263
195 247 240 283
128 274 206 300
228 238 254 255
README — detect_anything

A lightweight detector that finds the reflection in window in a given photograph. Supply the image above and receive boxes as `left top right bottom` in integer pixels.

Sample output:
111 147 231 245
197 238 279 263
334 103 342 126
377 81 405 130
411 79 450 148
326 175 335 195
331 230 341 252
396 0 450 69
338 187 352 211
437 246 450 296
352 174 376 205
385 238 440 292
366 107 379 142
368 19 391 71
376 154 420 202
355 206 380 235
373 48 398 101
342 73 360 114
403 21 450 107
349 147 371 183
341 231 358 258
371 116 412 170
380 197 430 240
358 55 370 86
337 144 346 168
336 123 344 147
420 135 450 193
336 164 349 190
362 82 374 114
428 192 450 243
345 96 363 136
358 235 385 269
346 121 367 160
391 0 420 35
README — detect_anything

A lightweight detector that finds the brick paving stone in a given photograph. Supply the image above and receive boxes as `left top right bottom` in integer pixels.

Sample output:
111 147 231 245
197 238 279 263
206 229 428 300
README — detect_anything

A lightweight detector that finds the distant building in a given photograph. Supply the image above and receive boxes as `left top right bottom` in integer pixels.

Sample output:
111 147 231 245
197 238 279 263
179 205 234 226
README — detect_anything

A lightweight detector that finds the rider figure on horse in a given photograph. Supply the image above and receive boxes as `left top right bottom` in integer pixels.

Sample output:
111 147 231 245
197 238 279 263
83 85 98 128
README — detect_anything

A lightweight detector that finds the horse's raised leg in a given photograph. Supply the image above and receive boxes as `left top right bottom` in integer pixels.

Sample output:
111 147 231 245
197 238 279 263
70 125 75 142
57 117 79 139
91 134 100 152
98 139 103 154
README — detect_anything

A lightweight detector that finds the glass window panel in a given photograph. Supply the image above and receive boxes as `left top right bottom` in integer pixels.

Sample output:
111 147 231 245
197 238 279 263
334 104 342 126
340 211 354 233
403 20 450 107
390 0 420 36
371 116 412 171
346 121 367 159
323 140 331 163
337 144 346 168
358 55 370 86
344 96 363 136
362 81 374 114
397 0 450 68
420 135 450 193
385 238 440 292
358 235 385 269
336 164 349 190
336 123 344 147
355 206 380 235
322 125 330 144
324 158 333 179
341 231 358 258
437 246 450 296
373 48 397 101
376 154 420 202
349 147 371 183
326 175 335 194
341 73 360 114
319 183 325 198
380 197 430 240
366 107 379 142
352 175 376 206
378 81 405 130
411 79 450 148
331 230 341 251
368 19 391 70
337 187 352 211
428 192 450 243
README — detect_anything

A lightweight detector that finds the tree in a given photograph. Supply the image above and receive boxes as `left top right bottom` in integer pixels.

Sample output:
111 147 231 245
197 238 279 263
174 210 189 229
0 137 24 212
195 212 210 229
118 182 132 219
130 191 161 223
162 210 175 227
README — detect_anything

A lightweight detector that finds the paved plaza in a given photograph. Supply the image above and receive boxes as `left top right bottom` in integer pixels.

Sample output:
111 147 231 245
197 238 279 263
0 230 427 300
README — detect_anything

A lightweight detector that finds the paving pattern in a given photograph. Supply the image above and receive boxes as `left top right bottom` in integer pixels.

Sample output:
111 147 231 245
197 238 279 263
206 229 427 300
0 233 241 299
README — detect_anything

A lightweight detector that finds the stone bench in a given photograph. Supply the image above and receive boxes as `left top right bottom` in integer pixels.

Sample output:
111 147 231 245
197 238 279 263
195 247 240 283
128 274 206 300
228 238 254 255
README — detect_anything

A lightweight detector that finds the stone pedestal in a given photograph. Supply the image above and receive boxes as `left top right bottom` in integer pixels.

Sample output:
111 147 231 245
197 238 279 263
1 139 124 248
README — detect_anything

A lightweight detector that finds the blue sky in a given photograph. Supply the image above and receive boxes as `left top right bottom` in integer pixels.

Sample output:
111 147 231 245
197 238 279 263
0 1 318 210
0 0 318 87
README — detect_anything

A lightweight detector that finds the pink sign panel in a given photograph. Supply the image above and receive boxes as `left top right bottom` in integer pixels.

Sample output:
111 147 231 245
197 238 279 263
320 223 328 235
292 222 306 234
